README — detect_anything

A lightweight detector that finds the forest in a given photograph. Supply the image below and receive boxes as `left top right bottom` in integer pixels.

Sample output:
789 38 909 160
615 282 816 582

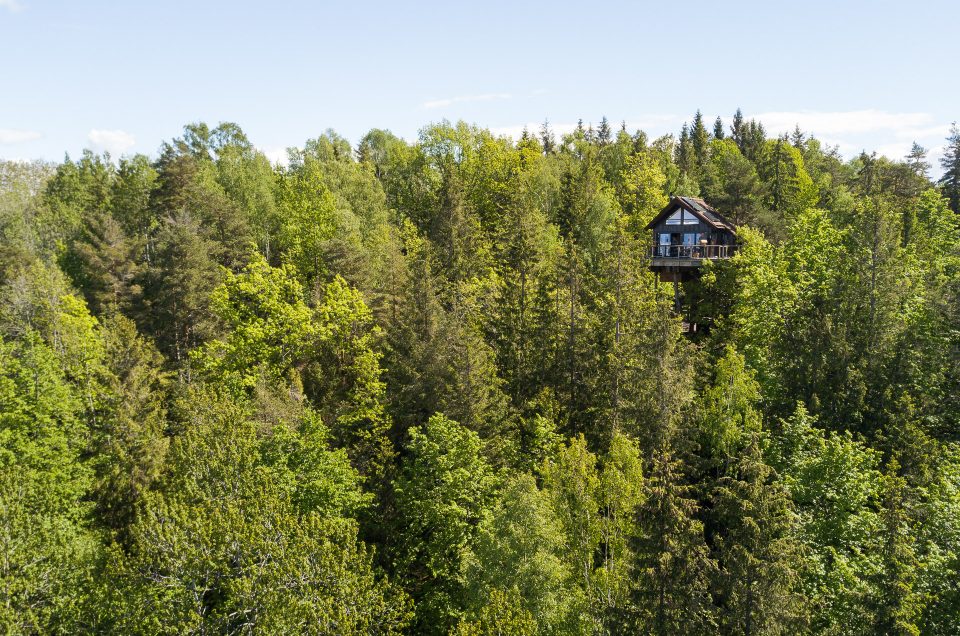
1 109 960 635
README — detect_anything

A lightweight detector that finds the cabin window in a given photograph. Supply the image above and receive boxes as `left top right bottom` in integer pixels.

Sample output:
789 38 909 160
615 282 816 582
659 234 671 245
666 208 700 225
683 233 702 246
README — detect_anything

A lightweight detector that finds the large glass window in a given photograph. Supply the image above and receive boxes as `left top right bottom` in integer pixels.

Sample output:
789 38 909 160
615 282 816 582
683 233 702 246
666 209 700 225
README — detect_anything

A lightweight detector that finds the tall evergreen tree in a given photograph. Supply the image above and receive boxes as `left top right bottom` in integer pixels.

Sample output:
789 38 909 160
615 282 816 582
713 116 725 140
939 122 960 212
872 460 923 636
634 447 716 635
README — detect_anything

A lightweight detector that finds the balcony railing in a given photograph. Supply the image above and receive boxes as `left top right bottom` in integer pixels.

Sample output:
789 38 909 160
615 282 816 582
650 244 737 259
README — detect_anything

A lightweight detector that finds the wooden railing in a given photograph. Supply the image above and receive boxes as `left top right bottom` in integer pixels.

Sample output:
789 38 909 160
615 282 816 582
650 244 737 259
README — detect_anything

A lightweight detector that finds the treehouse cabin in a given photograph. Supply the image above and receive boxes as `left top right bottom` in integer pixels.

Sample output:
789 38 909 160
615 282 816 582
646 196 737 282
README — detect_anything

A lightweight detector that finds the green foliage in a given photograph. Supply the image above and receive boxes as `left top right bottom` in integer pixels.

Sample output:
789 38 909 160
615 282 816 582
1 115 958 633
101 384 408 634
394 414 496 633
192 252 313 393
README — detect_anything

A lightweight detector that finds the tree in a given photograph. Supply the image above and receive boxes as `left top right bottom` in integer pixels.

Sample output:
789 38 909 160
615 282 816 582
690 110 711 180
541 435 601 621
713 117 725 140
730 109 746 148
872 460 923 636
596 432 645 630
766 403 884 634
620 151 669 234
0 333 100 633
90 314 170 537
756 138 819 218
305 275 394 483
191 252 313 393
711 437 806 635
66 211 142 316
701 139 764 229
698 345 762 461
465 474 585 634
939 123 960 212
597 116 612 146
393 414 496 634
634 448 716 635
454 588 538 636
137 209 221 365
102 384 410 634
540 120 556 155
906 142 930 179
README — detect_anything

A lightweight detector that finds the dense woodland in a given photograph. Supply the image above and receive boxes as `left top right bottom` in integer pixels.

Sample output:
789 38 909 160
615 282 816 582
2 110 960 635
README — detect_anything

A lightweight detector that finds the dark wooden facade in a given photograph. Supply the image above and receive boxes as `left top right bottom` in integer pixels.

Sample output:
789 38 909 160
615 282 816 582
646 196 737 282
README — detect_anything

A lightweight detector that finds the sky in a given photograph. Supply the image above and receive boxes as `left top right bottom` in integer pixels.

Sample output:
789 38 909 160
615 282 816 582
1 0 957 174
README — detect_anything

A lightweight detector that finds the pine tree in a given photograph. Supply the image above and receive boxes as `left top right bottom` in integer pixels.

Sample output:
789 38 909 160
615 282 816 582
137 210 221 365
67 211 143 316
906 142 929 178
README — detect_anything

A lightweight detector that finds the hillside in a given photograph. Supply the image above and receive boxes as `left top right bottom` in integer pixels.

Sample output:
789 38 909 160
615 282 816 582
1 113 959 634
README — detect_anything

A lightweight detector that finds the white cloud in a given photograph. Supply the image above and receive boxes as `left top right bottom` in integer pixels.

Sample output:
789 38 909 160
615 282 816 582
0 128 41 144
753 109 933 136
87 129 136 156
0 0 23 12
258 146 290 167
741 110 952 171
423 93 512 109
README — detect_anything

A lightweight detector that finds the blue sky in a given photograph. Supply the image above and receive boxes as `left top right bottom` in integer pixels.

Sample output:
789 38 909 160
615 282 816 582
2 0 957 173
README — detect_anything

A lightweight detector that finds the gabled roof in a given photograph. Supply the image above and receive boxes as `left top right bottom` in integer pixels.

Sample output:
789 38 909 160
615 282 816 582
645 196 737 234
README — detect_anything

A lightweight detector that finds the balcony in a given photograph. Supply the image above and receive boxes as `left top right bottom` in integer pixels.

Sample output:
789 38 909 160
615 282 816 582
649 244 737 268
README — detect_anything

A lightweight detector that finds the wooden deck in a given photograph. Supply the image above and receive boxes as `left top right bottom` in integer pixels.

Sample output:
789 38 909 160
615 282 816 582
649 244 736 268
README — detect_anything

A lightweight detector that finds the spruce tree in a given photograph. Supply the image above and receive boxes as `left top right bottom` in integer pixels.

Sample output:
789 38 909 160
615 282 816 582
634 447 716 636
730 108 746 150
711 437 807 635
938 122 960 212
691 110 711 179
873 459 923 636
713 116 725 140
598 116 612 146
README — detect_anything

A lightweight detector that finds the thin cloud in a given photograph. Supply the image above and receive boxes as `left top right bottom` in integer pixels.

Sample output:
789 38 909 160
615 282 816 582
87 129 136 156
753 109 932 136
0 129 41 144
423 93 512 109
0 0 23 12
258 145 291 167
748 110 952 167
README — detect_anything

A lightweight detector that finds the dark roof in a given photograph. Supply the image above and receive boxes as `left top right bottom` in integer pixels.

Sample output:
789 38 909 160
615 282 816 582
645 196 737 234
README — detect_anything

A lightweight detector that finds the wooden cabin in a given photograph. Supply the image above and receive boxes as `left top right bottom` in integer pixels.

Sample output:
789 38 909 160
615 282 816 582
646 196 737 282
